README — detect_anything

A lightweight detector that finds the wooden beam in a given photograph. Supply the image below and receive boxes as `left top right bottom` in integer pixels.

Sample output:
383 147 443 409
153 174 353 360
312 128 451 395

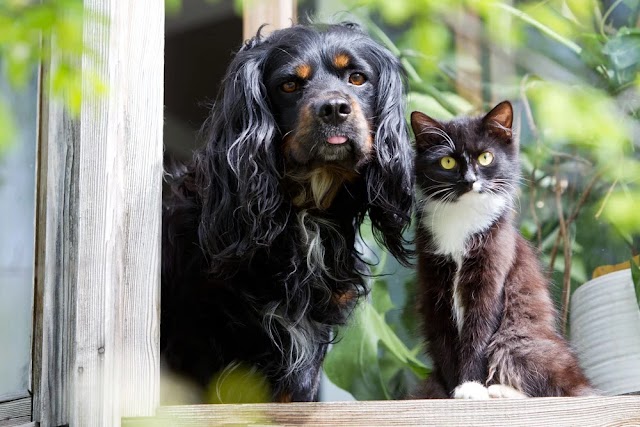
0 394 31 427
243 0 296 40
32 1 163 426
122 396 640 427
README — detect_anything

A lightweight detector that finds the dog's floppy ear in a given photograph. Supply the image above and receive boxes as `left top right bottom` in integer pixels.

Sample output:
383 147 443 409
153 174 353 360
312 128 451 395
364 44 413 265
195 36 287 272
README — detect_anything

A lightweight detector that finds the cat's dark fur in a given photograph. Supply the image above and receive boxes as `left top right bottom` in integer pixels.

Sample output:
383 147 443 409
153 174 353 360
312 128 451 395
410 101 594 399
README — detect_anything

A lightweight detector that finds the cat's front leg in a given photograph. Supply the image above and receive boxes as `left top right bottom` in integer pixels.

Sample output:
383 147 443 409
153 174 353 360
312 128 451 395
456 303 502 383
454 276 504 398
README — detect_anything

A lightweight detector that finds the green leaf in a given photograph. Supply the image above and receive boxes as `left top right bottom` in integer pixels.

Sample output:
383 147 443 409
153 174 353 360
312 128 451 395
630 257 640 306
407 92 454 121
324 280 429 400
371 278 394 315
578 33 609 71
602 32 640 71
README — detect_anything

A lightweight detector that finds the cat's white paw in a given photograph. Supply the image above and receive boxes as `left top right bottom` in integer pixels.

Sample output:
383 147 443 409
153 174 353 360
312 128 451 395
453 381 490 399
487 384 527 399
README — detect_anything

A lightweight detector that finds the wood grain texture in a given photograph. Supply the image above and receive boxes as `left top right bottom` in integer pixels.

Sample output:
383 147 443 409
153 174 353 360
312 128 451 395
243 0 296 40
0 417 32 427
0 395 31 427
33 53 80 427
33 1 163 426
121 397 640 426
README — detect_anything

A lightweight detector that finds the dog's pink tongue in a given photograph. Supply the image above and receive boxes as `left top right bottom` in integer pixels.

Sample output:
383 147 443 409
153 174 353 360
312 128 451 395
327 136 348 145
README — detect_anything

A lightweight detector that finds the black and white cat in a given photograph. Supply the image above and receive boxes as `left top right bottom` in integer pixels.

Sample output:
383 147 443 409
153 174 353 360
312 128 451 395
411 101 594 399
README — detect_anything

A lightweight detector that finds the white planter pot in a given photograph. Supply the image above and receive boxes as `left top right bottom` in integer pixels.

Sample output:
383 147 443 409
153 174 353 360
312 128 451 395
570 269 640 395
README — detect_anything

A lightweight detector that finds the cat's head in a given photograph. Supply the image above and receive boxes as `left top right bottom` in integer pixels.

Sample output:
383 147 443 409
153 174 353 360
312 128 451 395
410 101 518 206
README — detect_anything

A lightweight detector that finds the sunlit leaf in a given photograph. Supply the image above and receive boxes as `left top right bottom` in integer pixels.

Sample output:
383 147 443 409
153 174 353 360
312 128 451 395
408 92 454 120
205 363 271 404
602 190 640 235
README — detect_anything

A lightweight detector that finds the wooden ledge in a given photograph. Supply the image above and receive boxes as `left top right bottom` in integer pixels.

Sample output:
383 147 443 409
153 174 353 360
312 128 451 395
123 396 640 426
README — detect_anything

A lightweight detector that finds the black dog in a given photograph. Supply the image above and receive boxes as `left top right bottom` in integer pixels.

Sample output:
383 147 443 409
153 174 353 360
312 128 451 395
161 22 413 402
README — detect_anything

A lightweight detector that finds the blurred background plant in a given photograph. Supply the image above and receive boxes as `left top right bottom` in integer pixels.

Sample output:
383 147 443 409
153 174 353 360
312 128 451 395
319 0 640 400
0 0 101 152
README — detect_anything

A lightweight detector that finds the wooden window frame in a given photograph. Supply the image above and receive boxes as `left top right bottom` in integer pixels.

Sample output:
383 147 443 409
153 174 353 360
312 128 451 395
31 1 163 425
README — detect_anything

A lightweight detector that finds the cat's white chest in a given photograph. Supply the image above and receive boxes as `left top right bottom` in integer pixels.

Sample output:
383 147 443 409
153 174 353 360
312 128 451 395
421 191 507 258
420 191 508 333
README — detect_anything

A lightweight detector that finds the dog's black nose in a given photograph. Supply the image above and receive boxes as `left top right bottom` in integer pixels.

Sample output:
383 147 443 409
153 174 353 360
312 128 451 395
317 98 351 124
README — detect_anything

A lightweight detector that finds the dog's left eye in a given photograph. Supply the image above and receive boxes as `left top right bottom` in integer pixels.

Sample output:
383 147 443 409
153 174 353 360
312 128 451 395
280 81 299 93
348 73 367 86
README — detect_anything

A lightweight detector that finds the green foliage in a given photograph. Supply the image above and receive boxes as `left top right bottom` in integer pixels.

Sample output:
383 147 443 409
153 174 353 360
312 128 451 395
325 0 640 400
324 279 429 400
631 257 640 306
0 0 103 150
324 218 428 400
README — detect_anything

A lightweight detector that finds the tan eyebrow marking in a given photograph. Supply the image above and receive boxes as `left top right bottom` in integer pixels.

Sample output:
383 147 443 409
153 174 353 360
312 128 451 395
333 53 350 69
295 63 312 80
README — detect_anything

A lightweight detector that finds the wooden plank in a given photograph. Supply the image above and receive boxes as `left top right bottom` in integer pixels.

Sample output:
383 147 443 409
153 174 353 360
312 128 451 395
0 395 31 426
32 50 79 427
122 397 640 427
243 0 296 40
32 1 163 426
0 418 32 427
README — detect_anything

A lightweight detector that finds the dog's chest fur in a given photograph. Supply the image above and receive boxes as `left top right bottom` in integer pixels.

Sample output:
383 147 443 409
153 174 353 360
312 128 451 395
260 209 361 376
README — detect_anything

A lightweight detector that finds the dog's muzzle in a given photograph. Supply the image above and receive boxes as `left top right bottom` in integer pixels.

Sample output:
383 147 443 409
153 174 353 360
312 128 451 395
282 89 373 167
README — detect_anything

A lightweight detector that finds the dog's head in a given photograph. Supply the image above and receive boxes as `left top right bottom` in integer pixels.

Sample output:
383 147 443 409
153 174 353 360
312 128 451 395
196 23 413 266
264 26 377 169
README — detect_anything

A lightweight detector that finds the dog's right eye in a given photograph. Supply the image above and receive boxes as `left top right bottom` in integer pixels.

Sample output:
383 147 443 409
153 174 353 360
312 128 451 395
280 81 299 93
348 73 367 86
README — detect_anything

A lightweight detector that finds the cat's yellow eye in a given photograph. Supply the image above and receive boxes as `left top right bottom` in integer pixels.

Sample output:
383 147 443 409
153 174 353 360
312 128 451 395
478 152 494 166
440 156 457 170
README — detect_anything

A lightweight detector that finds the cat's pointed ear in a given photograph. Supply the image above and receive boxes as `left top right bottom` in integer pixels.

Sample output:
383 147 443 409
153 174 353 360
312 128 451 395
411 111 444 150
482 101 513 140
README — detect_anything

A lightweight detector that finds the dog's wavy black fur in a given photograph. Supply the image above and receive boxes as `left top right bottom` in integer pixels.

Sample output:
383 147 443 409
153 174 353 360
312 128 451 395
161 22 413 403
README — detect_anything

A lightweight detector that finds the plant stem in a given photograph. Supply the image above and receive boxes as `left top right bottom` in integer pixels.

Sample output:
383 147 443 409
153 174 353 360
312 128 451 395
520 76 543 249
553 162 572 335
495 3 582 55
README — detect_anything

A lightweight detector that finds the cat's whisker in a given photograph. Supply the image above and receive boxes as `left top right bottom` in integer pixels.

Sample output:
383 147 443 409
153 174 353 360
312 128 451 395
426 176 457 186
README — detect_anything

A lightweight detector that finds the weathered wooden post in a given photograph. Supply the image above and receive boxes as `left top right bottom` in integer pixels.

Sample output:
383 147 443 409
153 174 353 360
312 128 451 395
33 1 163 425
